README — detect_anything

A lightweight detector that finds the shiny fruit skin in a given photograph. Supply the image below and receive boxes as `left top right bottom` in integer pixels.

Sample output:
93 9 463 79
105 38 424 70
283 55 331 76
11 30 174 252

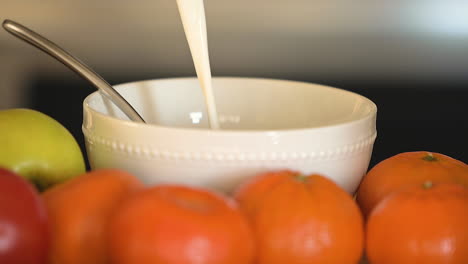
109 185 255 264
0 108 86 191
234 170 364 264
357 151 468 216
42 169 143 264
0 168 49 264
366 183 468 264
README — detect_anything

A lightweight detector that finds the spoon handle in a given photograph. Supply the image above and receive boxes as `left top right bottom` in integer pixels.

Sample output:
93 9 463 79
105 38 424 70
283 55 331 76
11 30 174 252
2 19 145 123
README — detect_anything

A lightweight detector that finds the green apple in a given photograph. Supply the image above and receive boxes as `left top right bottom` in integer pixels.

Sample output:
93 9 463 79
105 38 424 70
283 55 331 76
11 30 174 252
0 108 85 191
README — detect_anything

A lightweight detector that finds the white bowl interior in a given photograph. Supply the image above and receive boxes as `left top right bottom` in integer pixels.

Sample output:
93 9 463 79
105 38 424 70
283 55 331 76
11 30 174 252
86 77 375 130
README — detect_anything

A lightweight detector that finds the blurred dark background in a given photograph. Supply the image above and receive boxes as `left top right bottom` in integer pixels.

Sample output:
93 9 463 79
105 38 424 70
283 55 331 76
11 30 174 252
1 0 467 167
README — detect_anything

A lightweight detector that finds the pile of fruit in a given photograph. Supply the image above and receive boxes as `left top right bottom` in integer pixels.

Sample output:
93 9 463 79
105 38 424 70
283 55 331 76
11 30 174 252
1 108 467 264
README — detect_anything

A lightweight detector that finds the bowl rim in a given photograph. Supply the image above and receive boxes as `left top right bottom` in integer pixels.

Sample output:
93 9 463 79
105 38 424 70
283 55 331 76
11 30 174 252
82 76 377 135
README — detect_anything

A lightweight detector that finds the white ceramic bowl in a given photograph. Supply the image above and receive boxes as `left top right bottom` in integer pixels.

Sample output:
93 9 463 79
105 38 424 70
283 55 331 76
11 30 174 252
82 77 377 193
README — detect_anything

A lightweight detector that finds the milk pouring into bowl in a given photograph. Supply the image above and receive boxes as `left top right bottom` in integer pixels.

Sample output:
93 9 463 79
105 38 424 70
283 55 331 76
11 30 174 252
82 1 377 193
176 0 220 129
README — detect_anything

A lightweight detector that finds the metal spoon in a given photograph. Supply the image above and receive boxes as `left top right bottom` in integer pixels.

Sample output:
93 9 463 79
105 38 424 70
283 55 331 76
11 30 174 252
2 19 146 123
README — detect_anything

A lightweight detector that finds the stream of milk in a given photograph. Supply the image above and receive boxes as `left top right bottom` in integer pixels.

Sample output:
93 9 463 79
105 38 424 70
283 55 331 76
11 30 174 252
176 0 220 129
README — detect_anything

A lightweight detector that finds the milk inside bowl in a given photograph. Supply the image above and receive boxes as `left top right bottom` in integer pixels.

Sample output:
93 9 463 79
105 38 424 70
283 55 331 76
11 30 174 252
82 0 377 194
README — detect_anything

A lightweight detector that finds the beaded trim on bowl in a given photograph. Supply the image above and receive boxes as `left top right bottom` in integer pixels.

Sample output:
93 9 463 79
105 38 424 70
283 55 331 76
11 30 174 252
83 128 376 162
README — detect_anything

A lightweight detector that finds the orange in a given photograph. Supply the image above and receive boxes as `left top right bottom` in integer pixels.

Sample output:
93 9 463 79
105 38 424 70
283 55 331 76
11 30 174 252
366 182 468 264
108 185 255 264
42 169 143 264
234 170 364 264
357 151 468 216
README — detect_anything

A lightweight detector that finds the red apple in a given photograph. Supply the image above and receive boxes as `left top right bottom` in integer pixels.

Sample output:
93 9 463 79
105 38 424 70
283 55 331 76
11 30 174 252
0 168 49 264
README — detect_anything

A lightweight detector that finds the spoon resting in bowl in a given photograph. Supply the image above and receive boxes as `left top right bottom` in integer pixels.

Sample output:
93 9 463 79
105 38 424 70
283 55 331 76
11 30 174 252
2 19 145 123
